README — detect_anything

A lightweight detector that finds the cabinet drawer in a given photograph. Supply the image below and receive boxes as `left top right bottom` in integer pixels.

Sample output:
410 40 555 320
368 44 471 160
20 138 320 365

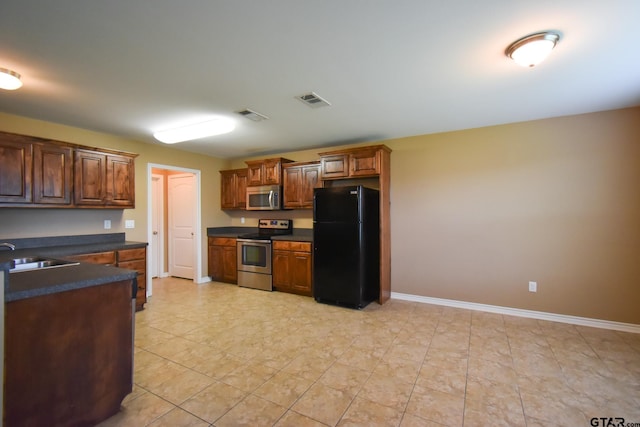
272 240 311 252
209 237 236 247
117 247 146 262
290 241 311 252
118 259 145 274
67 251 116 265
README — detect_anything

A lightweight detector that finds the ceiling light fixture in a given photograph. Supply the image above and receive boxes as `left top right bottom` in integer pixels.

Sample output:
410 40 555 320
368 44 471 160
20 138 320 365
0 68 23 90
506 32 560 68
153 118 235 144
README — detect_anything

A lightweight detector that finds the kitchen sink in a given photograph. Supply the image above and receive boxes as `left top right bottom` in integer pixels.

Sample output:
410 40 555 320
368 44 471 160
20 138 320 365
10 257 80 273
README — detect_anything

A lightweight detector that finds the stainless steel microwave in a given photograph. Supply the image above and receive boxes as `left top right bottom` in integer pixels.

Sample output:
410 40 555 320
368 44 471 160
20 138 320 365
246 185 282 210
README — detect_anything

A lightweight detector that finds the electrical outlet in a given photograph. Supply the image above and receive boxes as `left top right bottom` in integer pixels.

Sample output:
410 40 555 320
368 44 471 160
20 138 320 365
125 220 135 229
528 281 537 292
241 217 245 224
104 220 111 230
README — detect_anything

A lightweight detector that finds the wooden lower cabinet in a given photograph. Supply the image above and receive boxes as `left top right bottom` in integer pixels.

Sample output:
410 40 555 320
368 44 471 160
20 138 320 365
66 247 147 311
66 251 116 265
208 237 237 283
117 247 147 311
272 240 312 296
5 279 134 427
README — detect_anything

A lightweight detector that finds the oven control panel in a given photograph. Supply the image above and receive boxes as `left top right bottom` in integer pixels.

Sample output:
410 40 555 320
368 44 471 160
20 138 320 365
258 219 292 230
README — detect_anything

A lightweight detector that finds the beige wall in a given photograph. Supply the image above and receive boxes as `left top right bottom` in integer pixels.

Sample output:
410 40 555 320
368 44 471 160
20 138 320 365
385 107 640 324
2 107 639 324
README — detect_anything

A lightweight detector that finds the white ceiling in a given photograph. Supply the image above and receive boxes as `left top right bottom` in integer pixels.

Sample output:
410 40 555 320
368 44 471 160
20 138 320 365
1 1 639 159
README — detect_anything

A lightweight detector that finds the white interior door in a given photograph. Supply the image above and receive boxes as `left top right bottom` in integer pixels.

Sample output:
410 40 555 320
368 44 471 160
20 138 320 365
168 173 196 279
151 174 164 278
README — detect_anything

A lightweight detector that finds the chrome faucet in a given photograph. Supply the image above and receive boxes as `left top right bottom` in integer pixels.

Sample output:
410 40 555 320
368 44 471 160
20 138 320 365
0 242 16 251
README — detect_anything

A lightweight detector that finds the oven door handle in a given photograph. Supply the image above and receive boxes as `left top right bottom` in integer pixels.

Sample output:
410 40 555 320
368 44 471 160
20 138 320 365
237 238 271 244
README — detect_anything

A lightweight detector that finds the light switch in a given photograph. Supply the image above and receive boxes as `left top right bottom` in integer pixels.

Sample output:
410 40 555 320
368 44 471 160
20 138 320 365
125 220 135 229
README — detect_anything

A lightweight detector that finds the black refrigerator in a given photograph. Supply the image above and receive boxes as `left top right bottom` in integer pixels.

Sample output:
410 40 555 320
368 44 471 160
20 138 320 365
313 185 380 309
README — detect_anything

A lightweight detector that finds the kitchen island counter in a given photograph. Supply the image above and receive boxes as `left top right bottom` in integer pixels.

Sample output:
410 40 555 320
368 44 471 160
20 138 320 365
5 262 137 302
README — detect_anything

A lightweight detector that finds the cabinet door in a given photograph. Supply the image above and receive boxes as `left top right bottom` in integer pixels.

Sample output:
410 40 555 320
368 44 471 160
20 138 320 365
350 148 380 177
283 166 302 208
291 251 312 295
107 154 135 207
221 169 248 210
272 250 290 289
74 149 106 205
0 137 33 203
235 169 248 209
246 161 264 186
33 143 72 205
117 248 147 311
222 245 237 283
300 164 321 208
263 159 281 185
208 244 224 281
220 170 238 209
320 154 349 179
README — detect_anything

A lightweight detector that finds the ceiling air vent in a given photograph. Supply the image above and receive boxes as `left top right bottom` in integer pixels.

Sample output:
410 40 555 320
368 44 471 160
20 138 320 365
296 92 331 108
236 109 269 122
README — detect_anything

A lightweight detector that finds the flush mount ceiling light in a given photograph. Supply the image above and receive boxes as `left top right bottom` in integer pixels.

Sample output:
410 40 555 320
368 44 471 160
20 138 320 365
0 68 23 90
506 32 560 67
153 117 235 144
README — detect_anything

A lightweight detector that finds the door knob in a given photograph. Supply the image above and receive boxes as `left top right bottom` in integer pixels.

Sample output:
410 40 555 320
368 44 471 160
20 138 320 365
153 231 158 235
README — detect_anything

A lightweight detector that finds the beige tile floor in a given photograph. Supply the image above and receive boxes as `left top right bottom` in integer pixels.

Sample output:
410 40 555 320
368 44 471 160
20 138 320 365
99 277 640 427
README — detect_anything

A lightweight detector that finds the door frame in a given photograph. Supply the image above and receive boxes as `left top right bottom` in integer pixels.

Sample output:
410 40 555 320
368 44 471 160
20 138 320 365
147 163 203 296
151 173 165 279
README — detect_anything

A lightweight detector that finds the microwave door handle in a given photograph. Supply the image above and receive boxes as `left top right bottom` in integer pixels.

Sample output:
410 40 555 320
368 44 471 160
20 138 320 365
268 190 274 209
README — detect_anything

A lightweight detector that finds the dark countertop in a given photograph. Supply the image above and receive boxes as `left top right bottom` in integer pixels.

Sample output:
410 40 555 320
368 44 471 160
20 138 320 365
6 264 137 302
1 233 146 302
207 227 313 242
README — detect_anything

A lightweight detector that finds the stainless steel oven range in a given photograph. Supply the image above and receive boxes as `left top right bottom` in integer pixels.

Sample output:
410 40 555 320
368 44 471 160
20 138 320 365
237 219 292 291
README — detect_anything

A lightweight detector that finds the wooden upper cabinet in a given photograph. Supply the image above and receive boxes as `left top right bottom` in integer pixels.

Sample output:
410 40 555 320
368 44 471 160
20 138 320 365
350 148 381 176
0 134 33 203
245 157 293 186
0 131 137 209
74 149 107 206
246 161 264 186
319 154 349 179
33 143 73 205
106 154 135 208
74 149 135 208
319 145 390 180
220 168 247 210
283 161 321 209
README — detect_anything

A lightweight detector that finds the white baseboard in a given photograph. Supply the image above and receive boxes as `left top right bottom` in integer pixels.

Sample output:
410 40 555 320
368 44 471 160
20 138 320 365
391 292 640 334
197 276 212 284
